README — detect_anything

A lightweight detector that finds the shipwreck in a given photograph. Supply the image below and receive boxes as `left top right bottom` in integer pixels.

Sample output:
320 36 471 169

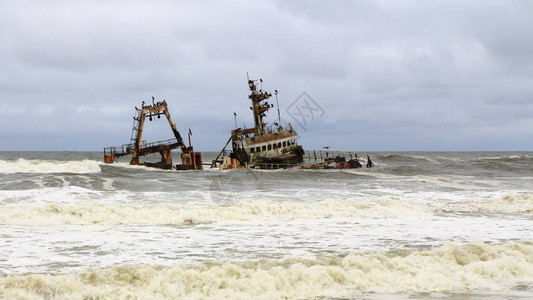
211 77 305 170
103 98 202 170
103 77 373 171
210 76 374 170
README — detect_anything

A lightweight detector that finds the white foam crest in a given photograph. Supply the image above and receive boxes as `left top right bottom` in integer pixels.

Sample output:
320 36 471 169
474 154 531 161
0 187 110 205
2 193 530 226
440 193 533 213
0 198 433 226
1 242 531 299
0 186 217 206
409 154 442 164
0 159 101 174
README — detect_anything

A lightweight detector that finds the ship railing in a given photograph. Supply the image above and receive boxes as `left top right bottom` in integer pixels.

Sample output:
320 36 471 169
139 138 180 150
252 162 300 170
104 138 179 157
104 143 134 156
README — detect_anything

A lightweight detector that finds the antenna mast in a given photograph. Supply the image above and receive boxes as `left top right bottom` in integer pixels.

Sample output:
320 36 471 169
247 75 272 136
274 90 281 128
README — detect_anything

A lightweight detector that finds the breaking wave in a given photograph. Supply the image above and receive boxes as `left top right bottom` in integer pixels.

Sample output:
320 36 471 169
0 198 431 226
1 242 532 299
0 159 101 174
1 194 530 226
473 154 532 161
440 193 533 214
375 153 533 176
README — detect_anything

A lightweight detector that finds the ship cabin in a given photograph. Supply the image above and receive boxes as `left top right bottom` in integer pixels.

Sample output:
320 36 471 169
234 129 298 163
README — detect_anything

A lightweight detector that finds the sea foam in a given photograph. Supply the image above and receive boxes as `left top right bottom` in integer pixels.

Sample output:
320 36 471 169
1 242 531 299
440 193 533 213
0 159 101 174
0 198 432 226
0 194 530 226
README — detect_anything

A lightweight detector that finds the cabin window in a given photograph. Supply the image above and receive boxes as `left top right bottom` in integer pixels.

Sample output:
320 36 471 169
262 145 267 151
256 147 260 152
278 142 281 148
273 143 277 149
250 147 255 153
291 139 295 145
268 144 272 150
283 141 287 147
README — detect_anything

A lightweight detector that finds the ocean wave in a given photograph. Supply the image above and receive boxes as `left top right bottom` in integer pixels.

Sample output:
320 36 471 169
0 198 432 226
440 193 533 214
1 241 532 299
473 154 532 161
376 153 430 163
1 194 530 226
0 159 102 174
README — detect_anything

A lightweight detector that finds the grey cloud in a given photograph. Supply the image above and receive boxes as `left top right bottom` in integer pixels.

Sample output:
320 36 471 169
0 0 531 151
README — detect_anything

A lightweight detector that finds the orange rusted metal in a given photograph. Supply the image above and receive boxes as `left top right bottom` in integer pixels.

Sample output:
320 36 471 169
103 98 202 170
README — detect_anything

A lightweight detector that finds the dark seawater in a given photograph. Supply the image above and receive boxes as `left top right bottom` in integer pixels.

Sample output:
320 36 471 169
0 151 532 299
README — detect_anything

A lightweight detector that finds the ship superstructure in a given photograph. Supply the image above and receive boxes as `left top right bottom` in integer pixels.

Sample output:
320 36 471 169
212 77 304 169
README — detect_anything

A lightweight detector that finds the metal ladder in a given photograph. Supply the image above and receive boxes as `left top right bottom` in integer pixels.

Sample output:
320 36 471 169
130 110 141 146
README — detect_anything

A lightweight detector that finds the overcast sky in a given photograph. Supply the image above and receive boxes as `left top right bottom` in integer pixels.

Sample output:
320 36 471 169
1 0 532 151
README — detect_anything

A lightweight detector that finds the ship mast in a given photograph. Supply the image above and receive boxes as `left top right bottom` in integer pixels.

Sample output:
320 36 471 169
248 78 272 136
